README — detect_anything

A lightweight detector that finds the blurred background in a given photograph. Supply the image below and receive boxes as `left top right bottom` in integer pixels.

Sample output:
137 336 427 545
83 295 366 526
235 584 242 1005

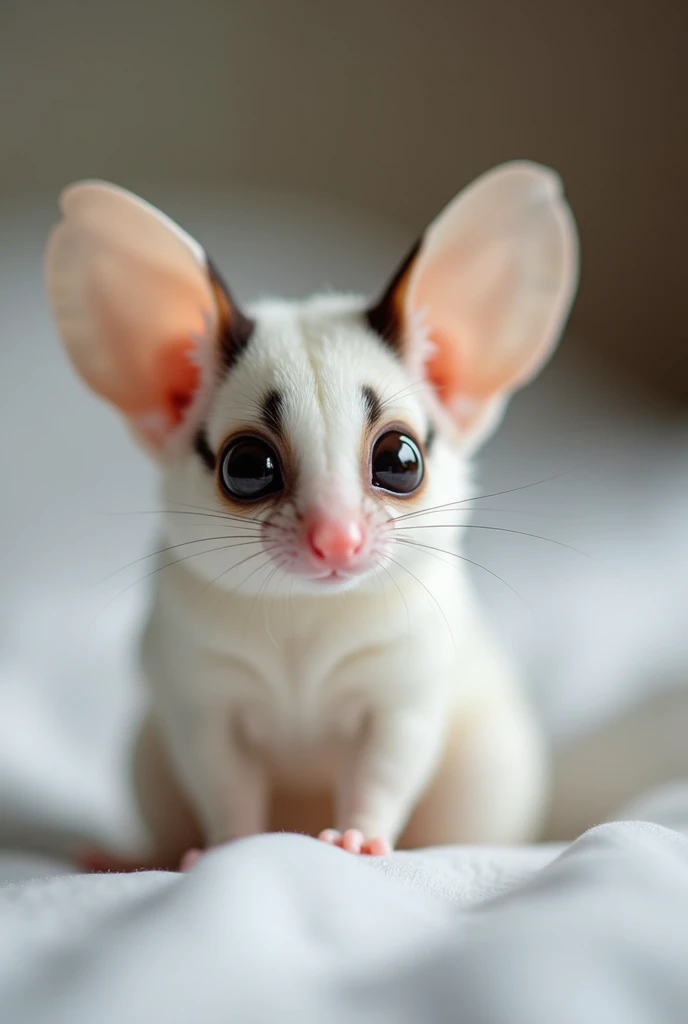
0 0 686 865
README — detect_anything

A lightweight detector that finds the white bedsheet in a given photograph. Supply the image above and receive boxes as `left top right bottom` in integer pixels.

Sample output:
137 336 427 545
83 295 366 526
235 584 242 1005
2 783 688 1023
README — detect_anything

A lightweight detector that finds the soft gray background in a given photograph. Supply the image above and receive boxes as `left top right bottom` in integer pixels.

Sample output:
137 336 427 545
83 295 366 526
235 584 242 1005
0 1 686 854
2 0 686 397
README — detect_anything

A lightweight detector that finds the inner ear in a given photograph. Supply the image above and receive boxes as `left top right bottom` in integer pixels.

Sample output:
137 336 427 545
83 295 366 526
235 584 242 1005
365 162 579 447
140 264 254 450
45 179 256 454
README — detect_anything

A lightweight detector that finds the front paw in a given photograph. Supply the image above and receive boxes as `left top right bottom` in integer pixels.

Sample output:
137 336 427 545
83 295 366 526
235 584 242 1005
317 829 392 856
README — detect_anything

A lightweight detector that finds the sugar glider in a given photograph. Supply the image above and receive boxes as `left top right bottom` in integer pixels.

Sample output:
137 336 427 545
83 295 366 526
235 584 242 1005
45 162 578 865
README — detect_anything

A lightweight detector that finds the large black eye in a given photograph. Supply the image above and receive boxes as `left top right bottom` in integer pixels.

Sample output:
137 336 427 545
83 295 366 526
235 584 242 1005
220 436 284 501
371 430 424 495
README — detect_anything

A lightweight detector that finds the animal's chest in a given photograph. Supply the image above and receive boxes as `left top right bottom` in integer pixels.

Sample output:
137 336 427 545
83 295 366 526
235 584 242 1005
219 633 374 786
154 597 390 773
146 566 460 784
239 669 366 745
240 627 371 741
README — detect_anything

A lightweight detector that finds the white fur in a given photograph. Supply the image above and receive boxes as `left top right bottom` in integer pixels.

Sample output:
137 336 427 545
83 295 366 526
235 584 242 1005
141 295 545 850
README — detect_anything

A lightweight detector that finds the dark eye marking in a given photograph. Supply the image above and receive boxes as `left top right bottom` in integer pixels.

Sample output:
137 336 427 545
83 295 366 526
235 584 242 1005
425 424 436 454
361 385 382 427
261 389 284 436
193 427 216 472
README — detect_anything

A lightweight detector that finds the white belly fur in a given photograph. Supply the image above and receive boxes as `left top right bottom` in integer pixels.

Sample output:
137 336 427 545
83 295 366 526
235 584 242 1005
138 556 541 844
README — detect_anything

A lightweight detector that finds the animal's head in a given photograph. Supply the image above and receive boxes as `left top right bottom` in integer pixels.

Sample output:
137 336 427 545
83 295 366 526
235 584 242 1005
45 163 577 596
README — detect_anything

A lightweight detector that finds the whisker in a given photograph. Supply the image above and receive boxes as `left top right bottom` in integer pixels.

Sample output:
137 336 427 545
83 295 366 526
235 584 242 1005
374 369 404 409
206 545 281 612
394 536 530 610
103 509 263 528
246 555 281 628
195 546 270 605
391 472 568 523
385 553 456 655
98 535 264 583
459 472 569 505
262 563 287 646
376 559 411 637
166 500 266 525
393 536 469 577
221 554 282 619
165 499 237 514
425 506 565 520
396 523 590 559
374 553 392 632
91 540 264 623
379 375 435 406
379 381 436 409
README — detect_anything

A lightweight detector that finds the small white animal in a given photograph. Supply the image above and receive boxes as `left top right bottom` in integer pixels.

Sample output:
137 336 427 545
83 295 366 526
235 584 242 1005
45 162 578 865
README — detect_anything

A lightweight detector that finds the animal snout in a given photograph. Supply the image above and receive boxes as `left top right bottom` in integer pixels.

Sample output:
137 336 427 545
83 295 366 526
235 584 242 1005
306 514 365 571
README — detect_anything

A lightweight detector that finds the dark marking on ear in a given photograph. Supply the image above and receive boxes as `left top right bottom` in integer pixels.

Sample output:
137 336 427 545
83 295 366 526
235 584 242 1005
261 389 284 436
425 424 436 454
365 239 421 353
207 259 255 372
362 385 382 426
193 427 216 472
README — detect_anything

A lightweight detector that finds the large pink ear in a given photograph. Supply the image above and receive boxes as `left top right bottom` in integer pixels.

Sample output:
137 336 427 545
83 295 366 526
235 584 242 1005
368 162 578 446
45 181 251 454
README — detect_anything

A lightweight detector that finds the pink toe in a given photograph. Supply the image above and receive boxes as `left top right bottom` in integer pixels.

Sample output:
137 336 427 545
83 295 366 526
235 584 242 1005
180 848 202 871
342 829 364 854
366 837 392 856
318 829 342 845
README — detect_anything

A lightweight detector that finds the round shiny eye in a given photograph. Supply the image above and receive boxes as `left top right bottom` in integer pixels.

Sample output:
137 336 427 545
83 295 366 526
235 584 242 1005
220 436 284 501
371 430 424 495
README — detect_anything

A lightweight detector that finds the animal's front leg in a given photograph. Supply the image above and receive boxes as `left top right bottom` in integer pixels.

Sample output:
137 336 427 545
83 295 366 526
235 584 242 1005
162 708 269 853
320 706 445 856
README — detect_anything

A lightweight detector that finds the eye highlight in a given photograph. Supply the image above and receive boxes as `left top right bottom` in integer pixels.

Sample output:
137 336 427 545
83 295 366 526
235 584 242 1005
371 430 424 495
219 435 284 502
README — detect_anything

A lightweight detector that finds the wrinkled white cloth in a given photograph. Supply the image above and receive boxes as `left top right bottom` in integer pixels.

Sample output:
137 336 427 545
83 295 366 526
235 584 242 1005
2 797 688 1024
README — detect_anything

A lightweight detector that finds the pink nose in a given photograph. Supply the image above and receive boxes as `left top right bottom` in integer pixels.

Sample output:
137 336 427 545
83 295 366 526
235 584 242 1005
307 516 365 569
